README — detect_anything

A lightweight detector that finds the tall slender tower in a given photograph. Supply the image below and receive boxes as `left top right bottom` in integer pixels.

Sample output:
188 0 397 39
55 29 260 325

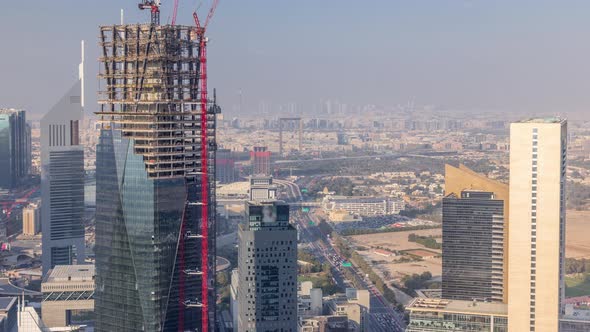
508 118 567 332
94 23 219 331
40 41 86 275
0 109 30 190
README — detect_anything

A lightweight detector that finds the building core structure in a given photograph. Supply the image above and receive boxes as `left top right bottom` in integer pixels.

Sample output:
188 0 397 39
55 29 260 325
95 23 219 332
508 118 567 332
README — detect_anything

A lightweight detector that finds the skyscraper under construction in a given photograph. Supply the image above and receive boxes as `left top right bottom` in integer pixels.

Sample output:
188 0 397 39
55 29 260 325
94 12 219 332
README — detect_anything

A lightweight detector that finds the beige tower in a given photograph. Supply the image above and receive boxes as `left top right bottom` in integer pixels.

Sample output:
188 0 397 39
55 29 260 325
508 118 567 332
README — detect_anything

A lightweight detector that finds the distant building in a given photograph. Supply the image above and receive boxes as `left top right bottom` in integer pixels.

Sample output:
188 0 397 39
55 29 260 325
237 201 297 332
22 203 41 236
250 146 271 176
249 175 277 201
507 118 567 332
217 148 236 184
405 298 507 331
322 196 404 217
0 109 30 189
41 265 94 328
40 51 86 275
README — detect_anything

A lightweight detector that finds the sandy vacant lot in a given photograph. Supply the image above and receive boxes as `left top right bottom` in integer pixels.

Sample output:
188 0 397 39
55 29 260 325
349 228 442 253
567 210 590 259
348 229 442 283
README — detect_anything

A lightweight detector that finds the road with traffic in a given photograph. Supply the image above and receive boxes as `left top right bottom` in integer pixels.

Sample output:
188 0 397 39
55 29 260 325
277 178 406 332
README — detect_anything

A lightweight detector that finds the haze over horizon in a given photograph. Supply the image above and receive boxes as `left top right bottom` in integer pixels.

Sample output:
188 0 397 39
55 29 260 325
2 0 590 119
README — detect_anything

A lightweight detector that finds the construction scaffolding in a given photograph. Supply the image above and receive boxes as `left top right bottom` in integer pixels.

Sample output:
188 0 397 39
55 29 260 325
97 23 218 331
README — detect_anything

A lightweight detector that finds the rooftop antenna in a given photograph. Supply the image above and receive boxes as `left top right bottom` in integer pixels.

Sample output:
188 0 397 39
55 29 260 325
79 40 85 108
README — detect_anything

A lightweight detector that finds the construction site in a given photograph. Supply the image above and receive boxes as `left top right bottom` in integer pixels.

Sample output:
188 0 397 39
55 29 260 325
94 1 220 331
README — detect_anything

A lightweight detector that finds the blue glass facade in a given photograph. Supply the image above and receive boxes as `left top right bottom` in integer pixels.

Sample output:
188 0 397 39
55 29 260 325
0 109 30 189
95 129 200 331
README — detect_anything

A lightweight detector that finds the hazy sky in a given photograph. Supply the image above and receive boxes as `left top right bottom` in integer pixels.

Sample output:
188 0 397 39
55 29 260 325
2 0 590 118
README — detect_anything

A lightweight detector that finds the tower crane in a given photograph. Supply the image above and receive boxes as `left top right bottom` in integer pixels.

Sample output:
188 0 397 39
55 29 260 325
138 0 161 25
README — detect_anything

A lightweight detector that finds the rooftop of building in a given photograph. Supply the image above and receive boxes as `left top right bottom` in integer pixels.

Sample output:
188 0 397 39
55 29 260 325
406 298 507 316
517 117 565 124
44 265 95 283
0 297 16 312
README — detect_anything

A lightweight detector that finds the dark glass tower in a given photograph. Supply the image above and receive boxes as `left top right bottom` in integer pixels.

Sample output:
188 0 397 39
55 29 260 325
95 24 218 332
0 109 30 189
442 190 504 302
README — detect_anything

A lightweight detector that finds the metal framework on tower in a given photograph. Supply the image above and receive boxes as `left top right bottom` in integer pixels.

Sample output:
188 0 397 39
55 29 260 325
97 15 219 330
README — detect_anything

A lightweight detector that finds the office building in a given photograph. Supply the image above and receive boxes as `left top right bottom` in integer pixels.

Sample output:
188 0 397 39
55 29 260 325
22 203 41 236
230 269 239 331
298 281 323 317
94 24 219 331
216 148 236 184
40 44 86 275
507 118 567 332
41 265 94 328
250 146 272 176
237 201 297 332
442 164 509 303
323 290 370 332
249 175 277 201
322 196 405 217
405 298 508 332
0 109 30 189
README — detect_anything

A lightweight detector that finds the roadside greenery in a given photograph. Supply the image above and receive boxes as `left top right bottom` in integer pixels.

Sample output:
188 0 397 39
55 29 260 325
408 233 442 250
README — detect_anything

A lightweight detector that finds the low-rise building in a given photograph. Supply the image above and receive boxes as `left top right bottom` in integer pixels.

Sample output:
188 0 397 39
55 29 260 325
560 303 590 332
323 196 405 217
41 265 94 328
299 315 348 332
405 298 508 332
324 289 370 332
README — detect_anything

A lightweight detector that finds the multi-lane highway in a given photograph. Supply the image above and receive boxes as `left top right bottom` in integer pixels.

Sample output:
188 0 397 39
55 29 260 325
277 178 406 332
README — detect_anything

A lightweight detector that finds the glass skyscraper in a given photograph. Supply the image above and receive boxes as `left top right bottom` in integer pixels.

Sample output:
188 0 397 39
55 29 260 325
442 190 504 302
94 24 218 332
0 109 30 189
40 44 86 275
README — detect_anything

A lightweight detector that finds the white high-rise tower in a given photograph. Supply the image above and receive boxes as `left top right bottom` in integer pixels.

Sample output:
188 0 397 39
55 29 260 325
508 118 567 332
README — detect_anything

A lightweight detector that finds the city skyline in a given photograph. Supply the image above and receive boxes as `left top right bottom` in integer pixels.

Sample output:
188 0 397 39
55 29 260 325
1 2 590 332
4 1 590 117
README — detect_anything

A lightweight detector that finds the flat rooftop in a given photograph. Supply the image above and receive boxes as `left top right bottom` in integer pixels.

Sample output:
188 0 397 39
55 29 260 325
517 117 565 124
45 265 95 283
0 297 16 312
407 298 507 316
